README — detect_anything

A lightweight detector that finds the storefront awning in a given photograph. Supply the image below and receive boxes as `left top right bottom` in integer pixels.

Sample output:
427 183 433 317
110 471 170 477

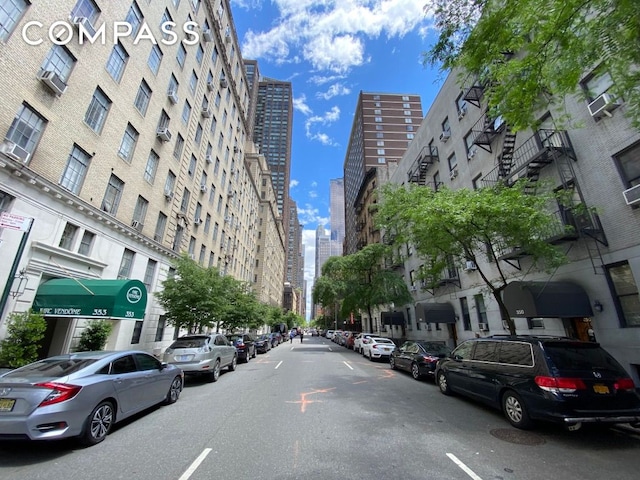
503 281 593 318
381 311 405 325
33 279 147 320
415 302 456 324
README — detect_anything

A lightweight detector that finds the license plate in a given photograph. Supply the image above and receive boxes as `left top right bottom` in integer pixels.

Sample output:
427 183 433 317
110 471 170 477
593 384 610 394
0 398 16 412
176 355 192 362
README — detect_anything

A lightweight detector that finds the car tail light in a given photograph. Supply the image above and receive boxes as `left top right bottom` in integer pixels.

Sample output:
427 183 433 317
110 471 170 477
535 376 586 393
36 382 82 407
614 378 636 391
236 342 245 348
423 355 439 363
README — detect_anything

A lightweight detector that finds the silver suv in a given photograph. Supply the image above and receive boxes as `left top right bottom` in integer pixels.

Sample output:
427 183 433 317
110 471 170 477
163 334 237 382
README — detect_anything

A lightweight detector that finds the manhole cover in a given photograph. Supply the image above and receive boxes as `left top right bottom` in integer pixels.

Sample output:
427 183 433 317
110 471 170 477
490 428 546 445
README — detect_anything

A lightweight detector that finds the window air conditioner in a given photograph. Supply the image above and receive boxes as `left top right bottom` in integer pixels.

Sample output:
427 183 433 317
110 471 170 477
207 81 214 92
410 285 417 292
588 93 619 118
464 260 477 271
131 220 142 230
622 184 640 206
72 16 96 37
37 70 67 96
156 127 172 142
467 149 476 160
225 31 231 43
479 322 489 331
205 154 212 164
220 77 228 88
202 29 213 42
0 141 31 163
439 131 451 142
449 169 458 180
200 184 207 193
202 106 211 118
168 90 178 104
163 188 173 200
458 105 467 119
233 146 239 153
194 218 202 226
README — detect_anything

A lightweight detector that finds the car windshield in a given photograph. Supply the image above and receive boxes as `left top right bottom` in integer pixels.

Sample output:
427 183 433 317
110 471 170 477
544 342 626 374
419 343 451 355
4 358 97 378
170 337 208 349
374 339 395 344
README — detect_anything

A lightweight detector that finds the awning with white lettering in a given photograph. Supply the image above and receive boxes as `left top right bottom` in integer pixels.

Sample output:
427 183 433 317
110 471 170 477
32 279 147 320
502 281 593 318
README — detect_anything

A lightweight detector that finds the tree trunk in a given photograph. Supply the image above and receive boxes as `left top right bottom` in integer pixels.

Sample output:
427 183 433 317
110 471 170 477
492 289 516 335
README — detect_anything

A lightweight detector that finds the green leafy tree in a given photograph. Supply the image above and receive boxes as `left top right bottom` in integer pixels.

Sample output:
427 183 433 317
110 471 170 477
376 181 569 334
0 311 47 368
76 320 113 352
217 278 263 332
313 244 412 333
424 0 640 130
156 254 228 333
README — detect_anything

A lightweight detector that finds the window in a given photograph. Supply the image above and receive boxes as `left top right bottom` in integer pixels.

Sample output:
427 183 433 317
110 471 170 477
196 44 204 65
157 109 170 130
460 297 471 331
155 315 166 342
106 43 128 82
188 154 196 177
147 45 163 75
84 88 111 133
60 145 90 194
5 104 46 154
143 259 157 291
199 244 206 264
211 45 218 65
71 0 100 24
442 117 451 134
464 132 477 159
448 153 458 172
102 174 124 214
456 92 467 118
143 150 159 183
189 70 198 95
173 133 184 160
498 342 534 366
188 237 196 255
118 248 135 279
132 196 148 226
176 44 187 68
615 142 640 188
474 294 488 329
180 188 190 212
78 230 95 255
118 123 139 162
154 212 167 242
182 100 191 124
194 123 203 144
160 9 173 40
131 321 143 344
165 170 176 193
41 45 75 82
582 70 614 101
527 318 545 329
204 213 211 233
473 341 499 362
606 261 640 327
124 2 143 36
59 223 78 250
374 117 382 123
0 0 29 41
134 79 152 115
212 222 219 241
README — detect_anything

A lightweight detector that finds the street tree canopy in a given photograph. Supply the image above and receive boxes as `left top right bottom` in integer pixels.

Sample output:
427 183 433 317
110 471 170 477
424 0 640 130
376 181 570 334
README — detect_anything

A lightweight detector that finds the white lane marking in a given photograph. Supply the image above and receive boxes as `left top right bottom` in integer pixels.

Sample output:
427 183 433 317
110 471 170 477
446 453 483 480
275 360 283 369
178 448 212 480
343 361 353 370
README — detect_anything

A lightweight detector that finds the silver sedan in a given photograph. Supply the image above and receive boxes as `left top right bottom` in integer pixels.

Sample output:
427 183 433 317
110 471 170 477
0 350 183 446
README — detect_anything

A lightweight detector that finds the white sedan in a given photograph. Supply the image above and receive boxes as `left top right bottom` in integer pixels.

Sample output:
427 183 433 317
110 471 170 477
362 337 397 361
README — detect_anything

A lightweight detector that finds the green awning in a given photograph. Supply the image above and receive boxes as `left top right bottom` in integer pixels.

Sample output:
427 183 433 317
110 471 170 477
33 279 147 320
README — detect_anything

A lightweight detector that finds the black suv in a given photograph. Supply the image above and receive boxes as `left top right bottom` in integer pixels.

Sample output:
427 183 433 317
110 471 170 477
435 335 640 431
225 333 257 363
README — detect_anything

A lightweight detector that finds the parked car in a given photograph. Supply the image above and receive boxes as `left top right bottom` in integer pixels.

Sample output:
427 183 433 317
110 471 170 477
363 337 397 361
310 328 319 337
269 332 281 347
390 341 452 380
435 335 640 431
345 332 357 350
354 333 375 354
0 350 183 446
164 333 237 382
255 334 272 354
325 330 335 340
226 333 257 362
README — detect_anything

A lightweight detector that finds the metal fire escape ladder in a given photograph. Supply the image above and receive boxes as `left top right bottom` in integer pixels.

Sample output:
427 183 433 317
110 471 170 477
550 147 607 274
497 128 517 181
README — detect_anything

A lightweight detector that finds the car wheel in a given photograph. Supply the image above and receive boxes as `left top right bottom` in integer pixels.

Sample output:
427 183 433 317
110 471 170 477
80 400 115 446
389 356 397 370
437 372 452 396
228 355 237 372
368 351 373 361
208 359 221 382
165 375 183 405
502 391 533 429
411 363 421 380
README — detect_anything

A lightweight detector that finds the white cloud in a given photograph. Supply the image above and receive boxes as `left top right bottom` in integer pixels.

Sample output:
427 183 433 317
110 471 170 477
304 106 341 145
309 190 317 199
239 0 435 75
309 74 346 86
290 179 299 188
293 94 313 116
316 82 351 100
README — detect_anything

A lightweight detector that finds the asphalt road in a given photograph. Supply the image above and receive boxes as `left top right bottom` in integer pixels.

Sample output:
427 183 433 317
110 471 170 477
1 336 640 480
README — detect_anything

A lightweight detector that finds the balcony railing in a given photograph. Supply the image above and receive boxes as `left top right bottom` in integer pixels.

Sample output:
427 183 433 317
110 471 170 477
481 129 574 186
468 112 506 152
408 145 439 184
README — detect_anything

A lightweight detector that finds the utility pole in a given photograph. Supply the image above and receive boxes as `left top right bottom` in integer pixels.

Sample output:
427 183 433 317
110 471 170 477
0 213 34 323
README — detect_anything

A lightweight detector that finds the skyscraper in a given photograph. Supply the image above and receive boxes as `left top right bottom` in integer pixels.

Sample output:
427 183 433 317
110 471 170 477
343 92 423 254
329 178 345 256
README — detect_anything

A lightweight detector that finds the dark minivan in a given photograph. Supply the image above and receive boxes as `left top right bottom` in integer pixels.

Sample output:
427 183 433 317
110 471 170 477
435 335 640 430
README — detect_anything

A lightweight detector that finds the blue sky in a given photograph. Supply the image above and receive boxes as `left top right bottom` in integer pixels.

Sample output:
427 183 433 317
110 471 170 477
229 0 445 293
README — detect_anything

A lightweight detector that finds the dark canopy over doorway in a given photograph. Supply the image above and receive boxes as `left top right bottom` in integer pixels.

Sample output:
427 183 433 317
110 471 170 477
502 281 593 318
415 302 456 324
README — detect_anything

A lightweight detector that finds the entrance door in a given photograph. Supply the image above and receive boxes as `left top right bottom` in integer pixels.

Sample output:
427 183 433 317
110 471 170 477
564 317 593 341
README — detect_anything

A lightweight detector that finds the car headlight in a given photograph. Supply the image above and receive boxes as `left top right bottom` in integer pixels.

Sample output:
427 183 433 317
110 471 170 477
165 348 174 355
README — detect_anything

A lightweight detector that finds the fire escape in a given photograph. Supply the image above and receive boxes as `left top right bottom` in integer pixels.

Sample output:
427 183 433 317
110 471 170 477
407 145 439 186
480 129 607 273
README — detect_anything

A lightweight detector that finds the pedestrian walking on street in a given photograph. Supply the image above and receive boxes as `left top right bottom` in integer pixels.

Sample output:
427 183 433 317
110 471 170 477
300 331 304 343
289 330 294 342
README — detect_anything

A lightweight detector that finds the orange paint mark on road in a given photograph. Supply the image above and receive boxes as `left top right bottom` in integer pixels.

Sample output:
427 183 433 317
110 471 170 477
286 387 335 413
